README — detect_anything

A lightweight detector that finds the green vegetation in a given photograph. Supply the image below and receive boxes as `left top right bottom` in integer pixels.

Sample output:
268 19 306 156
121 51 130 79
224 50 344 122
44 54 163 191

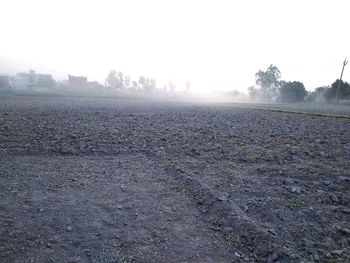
279 81 307 102
248 64 350 103
288 197 306 209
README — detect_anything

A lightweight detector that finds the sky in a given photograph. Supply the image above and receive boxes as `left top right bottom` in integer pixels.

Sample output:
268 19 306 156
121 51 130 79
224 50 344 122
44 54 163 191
0 0 349 93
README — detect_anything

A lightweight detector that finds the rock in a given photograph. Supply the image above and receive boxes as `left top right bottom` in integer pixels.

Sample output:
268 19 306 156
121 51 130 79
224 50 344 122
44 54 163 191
272 252 278 260
341 194 350 205
335 225 350 236
331 249 345 256
276 211 286 221
66 226 73 232
337 176 350 183
268 228 277 236
67 257 81 263
190 148 200 156
83 249 91 257
223 227 234 233
290 186 301 194
289 253 300 260
303 238 314 249
127 256 134 263
282 178 294 185
329 193 339 204
267 252 278 263
317 189 326 195
315 138 326 144
218 193 230 201
71 240 81 247
323 180 333 186
163 206 173 213
116 204 124 210
312 253 320 261
342 208 350 214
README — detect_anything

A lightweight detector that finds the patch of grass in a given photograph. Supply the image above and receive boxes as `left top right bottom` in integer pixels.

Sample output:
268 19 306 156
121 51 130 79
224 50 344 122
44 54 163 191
288 197 306 209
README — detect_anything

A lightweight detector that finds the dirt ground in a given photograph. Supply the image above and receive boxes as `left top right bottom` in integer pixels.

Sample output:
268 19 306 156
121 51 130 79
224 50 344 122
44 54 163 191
0 96 349 263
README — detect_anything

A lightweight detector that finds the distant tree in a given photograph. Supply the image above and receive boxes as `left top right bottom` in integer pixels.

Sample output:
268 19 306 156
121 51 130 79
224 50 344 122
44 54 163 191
138 76 146 90
305 86 328 102
325 79 350 101
247 86 259 100
105 70 124 91
144 78 156 93
255 65 281 99
278 81 307 102
138 76 156 93
315 86 328 95
131 80 139 91
123 75 131 89
117 71 124 90
150 79 156 91
105 70 116 88
105 70 159 95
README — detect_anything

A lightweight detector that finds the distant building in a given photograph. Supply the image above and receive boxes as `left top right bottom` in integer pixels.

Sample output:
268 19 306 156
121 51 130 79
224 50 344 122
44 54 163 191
87 81 104 89
14 72 33 91
68 75 87 89
13 70 54 92
0 75 12 91
35 74 55 92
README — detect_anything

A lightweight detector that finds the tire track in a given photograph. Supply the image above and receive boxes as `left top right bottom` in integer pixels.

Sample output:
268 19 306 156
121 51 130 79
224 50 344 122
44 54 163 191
165 163 296 262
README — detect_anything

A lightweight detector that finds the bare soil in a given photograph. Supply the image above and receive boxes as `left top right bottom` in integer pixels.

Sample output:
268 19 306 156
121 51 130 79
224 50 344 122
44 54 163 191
0 96 349 262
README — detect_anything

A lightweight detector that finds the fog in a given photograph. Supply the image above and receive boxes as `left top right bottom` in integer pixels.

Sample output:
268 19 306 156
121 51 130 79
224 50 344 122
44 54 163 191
1 0 349 97
2 2 350 262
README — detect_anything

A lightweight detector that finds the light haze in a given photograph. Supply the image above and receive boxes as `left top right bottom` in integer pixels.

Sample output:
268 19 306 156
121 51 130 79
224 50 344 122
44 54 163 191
0 0 349 93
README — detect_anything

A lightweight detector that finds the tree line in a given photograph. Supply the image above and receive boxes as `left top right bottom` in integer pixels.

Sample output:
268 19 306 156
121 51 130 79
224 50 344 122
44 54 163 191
105 70 183 94
248 65 350 103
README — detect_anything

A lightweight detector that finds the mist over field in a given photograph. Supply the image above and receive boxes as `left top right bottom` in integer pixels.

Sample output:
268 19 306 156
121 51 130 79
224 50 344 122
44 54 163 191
1 0 350 262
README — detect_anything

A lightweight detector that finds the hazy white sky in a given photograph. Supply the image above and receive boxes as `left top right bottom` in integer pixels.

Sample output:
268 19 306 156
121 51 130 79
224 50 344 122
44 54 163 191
0 0 349 92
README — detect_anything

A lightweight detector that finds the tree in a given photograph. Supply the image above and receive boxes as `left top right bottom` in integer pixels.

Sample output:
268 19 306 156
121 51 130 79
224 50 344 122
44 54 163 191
144 78 156 93
123 75 131 89
116 71 124 90
105 70 124 91
278 81 307 102
138 76 146 90
131 81 139 91
304 86 328 102
105 70 116 88
138 76 156 93
247 86 259 100
325 79 350 101
255 65 281 99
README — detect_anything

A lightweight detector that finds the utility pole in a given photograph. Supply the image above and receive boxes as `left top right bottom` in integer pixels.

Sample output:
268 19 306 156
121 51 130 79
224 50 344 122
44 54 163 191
336 58 348 101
